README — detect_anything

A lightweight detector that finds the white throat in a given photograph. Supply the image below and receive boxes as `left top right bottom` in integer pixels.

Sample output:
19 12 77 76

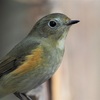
56 31 68 50
57 38 65 50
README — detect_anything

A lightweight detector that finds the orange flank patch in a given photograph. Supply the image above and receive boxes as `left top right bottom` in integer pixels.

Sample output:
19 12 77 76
12 46 44 75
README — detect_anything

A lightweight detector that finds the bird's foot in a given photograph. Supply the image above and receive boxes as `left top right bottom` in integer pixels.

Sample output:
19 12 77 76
14 92 32 100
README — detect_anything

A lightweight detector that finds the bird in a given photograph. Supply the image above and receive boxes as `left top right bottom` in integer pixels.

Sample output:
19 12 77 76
0 13 79 100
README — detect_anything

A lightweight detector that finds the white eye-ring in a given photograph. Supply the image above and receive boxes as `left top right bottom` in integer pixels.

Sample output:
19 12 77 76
48 20 57 28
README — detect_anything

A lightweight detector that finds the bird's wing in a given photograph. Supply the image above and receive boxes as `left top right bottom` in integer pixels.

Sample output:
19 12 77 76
0 56 16 77
0 38 40 77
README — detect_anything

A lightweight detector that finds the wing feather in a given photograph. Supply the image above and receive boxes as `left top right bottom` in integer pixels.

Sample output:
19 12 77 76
0 38 40 77
0 56 16 77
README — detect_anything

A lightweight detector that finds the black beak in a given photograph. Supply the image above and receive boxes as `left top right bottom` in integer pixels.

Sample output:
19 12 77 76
66 20 80 26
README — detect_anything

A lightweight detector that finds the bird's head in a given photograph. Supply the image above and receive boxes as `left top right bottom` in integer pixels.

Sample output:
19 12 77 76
29 13 79 41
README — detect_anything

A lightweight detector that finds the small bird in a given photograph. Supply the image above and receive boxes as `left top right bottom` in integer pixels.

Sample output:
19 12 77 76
0 13 79 100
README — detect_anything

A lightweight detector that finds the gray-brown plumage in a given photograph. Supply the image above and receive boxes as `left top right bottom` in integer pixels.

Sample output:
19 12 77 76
0 13 79 100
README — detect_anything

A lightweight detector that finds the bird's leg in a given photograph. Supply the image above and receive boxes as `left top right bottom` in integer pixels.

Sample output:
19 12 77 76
14 92 32 100
14 92 23 100
21 93 32 100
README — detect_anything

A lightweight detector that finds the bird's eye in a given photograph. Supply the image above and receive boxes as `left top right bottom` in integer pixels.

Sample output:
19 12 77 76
48 20 57 28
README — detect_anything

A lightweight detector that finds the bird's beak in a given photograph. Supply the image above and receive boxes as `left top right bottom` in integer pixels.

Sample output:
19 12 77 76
66 20 80 26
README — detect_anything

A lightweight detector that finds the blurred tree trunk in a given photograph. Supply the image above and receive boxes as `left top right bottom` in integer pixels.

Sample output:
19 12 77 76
51 0 100 100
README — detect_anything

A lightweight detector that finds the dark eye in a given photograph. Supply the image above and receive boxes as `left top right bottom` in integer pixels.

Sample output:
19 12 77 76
48 20 57 28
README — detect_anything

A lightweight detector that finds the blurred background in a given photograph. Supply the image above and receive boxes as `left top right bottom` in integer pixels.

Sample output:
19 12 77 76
0 0 100 100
